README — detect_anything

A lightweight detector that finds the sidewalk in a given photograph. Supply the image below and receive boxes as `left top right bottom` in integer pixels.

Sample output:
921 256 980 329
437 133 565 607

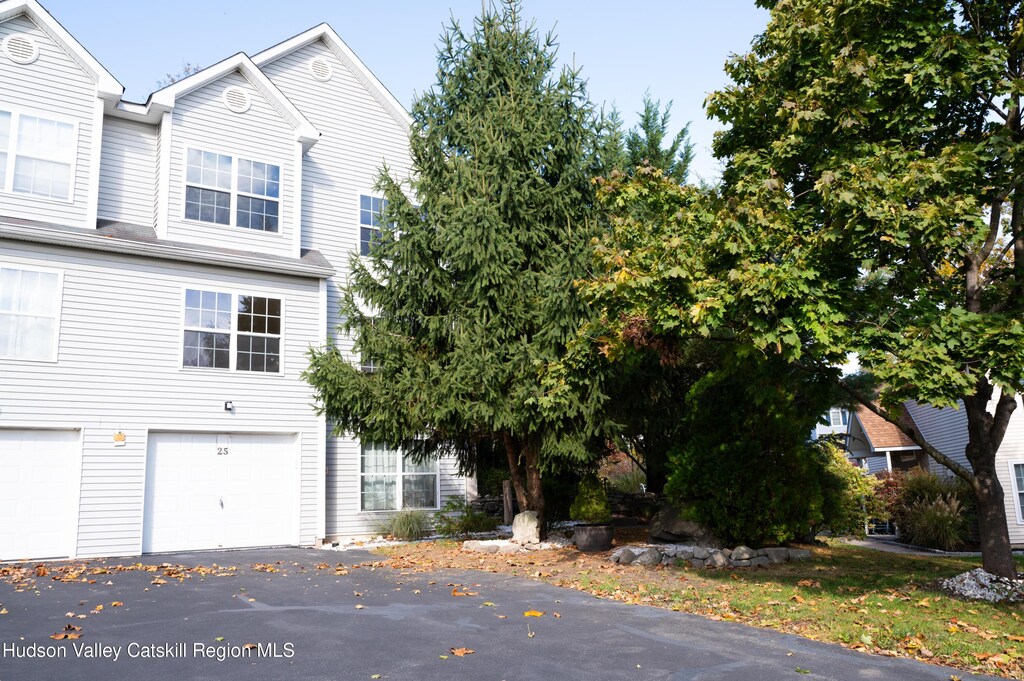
845 535 985 557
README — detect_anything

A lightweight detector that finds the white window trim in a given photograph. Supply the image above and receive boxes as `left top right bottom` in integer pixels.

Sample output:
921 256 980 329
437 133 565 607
179 144 283 234
177 286 286 375
359 444 441 513
1009 460 1024 525
0 262 63 363
358 192 386 257
0 106 79 204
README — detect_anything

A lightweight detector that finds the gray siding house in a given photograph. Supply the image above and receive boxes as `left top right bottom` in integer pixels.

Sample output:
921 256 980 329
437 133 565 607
0 0 465 562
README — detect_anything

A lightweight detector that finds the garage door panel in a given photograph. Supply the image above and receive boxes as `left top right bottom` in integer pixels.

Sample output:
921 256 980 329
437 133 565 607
0 430 79 561
143 433 297 553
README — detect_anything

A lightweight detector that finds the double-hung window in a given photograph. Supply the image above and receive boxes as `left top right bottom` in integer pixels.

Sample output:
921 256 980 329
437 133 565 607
182 288 282 372
828 408 848 427
1012 462 1024 524
185 148 280 232
359 194 386 256
0 109 76 200
360 442 439 511
0 265 62 361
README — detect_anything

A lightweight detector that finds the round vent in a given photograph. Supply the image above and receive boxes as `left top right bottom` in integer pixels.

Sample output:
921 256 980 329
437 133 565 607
309 57 333 82
3 34 39 64
222 86 251 114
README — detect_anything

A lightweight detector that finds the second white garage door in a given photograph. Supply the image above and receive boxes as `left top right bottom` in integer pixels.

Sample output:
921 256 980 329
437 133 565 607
143 432 298 553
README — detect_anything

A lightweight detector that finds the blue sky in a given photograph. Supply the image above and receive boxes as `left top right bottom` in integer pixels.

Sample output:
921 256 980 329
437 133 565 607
41 1 768 181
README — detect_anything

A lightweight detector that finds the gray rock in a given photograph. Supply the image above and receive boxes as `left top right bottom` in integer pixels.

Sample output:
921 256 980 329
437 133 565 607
692 546 711 560
649 504 718 544
618 548 638 565
706 551 729 568
511 511 540 545
660 555 675 566
750 556 770 568
788 548 812 561
689 558 706 569
463 540 499 554
635 548 663 567
763 547 790 564
732 545 756 561
730 559 751 567
499 544 525 555
676 547 694 561
721 548 732 558
755 548 768 557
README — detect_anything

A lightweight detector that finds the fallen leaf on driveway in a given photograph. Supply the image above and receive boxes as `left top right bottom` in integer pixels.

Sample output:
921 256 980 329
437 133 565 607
111 601 123 607
482 601 496 607
523 610 545 617
35 566 48 577
450 647 474 656
451 587 478 597
51 632 80 640
355 604 365 610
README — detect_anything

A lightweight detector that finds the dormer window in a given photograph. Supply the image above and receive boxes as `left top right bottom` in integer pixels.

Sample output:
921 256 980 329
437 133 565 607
184 148 280 232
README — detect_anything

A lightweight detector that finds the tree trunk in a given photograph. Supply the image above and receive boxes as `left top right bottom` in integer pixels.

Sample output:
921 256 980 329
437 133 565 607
501 431 547 539
963 385 1019 579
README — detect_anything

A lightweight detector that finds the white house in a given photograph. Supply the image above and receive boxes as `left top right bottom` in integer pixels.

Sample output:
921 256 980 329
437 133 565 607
0 0 465 562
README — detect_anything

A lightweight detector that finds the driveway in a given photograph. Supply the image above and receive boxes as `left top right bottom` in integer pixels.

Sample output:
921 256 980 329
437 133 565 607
0 547 1000 681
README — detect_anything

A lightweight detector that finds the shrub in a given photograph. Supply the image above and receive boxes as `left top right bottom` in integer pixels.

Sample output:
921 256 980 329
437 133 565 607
879 470 974 548
901 494 967 551
377 509 431 541
606 468 647 495
433 497 499 537
569 475 611 524
817 446 886 537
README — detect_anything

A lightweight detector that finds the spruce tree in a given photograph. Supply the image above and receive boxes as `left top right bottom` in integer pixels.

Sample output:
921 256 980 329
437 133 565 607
304 0 602 530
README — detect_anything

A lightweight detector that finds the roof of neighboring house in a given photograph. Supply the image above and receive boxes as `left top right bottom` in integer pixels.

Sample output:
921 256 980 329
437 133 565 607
0 215 335 279
853 404 920 452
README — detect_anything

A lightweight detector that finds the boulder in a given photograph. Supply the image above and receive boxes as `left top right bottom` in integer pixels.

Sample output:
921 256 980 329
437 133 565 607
675 547 694 561
730 559 751 567
511 511 540 545
731 546 756 561
763 547 790 564
750 556 770 568
648 505 718 545
692 546 711 560
463 540 499 554
689 558 706 568
617 548 638 565
788 548 812 561
705 551 729 568
498 544 525 555
634 548 663 567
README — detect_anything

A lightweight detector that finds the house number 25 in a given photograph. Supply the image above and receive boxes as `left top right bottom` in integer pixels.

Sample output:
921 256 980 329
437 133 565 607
217 447 229 456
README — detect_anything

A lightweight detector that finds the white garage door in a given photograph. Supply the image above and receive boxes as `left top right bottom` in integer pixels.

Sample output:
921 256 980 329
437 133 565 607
0 429 79 561
143 433 298 553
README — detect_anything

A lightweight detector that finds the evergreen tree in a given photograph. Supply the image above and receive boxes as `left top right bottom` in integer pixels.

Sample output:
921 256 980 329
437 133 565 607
624 95 695 183
304 0 603 531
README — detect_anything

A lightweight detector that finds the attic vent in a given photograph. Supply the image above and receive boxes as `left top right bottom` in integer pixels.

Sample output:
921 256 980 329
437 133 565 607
309 57 333 82
3 34 38 64
222 86 251 114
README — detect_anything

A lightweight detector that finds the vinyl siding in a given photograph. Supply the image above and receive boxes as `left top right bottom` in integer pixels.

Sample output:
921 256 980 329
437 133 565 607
325 434 466 539
0 240 325 557
261 41 465 536
98 118 157 225
0 14 96 227
164 71 298 256
865 456 889 475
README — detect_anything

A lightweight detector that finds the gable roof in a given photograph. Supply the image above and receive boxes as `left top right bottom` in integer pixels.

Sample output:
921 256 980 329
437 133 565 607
0 0 122 100
852 404 920 452
116 52 320 150
251 23 413 128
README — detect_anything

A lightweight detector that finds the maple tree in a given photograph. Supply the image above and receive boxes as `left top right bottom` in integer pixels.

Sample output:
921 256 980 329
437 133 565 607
584 1 1024 577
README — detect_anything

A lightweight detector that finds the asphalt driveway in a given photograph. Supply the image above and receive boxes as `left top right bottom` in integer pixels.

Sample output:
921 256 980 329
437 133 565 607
0 547 1000 681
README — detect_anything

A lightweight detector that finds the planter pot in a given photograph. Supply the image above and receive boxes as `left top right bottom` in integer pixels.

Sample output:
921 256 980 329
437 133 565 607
574 523 614 552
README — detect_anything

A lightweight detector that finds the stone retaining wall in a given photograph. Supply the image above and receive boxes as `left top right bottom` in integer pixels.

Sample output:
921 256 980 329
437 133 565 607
611 544 811 569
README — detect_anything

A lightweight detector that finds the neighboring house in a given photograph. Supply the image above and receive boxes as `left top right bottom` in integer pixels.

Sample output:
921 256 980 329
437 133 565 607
846 404 928 475
0 0 465 562
905 393 1024 548
811 406 850 441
